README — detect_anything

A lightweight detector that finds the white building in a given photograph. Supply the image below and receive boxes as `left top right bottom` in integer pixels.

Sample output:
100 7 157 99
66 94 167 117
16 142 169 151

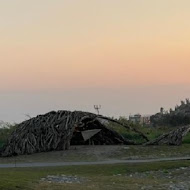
129 114 151 125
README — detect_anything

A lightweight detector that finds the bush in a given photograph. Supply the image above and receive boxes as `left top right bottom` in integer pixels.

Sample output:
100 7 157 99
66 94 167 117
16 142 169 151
0 122 17 148
183 133 190 144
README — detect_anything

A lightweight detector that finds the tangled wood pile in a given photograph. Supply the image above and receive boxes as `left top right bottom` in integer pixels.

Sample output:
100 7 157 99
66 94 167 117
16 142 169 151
1 110 189 157
145 125 190 146
71 116 134 145
1 111 80 157
0 111 148 157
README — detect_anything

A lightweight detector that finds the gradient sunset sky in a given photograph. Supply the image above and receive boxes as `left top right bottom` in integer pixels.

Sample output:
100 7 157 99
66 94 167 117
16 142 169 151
0 0 190 122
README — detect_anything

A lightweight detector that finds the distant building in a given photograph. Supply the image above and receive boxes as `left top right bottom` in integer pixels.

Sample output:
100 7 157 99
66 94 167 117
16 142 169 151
141 115 151 125
129 114 141 124
129 114 151 125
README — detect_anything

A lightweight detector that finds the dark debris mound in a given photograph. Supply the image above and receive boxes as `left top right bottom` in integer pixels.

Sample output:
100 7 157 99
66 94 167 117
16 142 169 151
0 111 136 157
145 125 190 146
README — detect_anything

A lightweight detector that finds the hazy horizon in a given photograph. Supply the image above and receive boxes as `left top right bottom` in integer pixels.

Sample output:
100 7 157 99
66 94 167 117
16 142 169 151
0 0 190 122
1 84 190 123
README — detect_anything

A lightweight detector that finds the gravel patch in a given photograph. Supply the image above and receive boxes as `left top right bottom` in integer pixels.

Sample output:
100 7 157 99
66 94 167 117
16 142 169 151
128 167 190 190
40 175 85 184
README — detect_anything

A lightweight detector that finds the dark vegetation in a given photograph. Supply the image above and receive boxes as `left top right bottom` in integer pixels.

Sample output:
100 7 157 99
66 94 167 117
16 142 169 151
151 99 190 127
108 117 147 144
0 122 17 148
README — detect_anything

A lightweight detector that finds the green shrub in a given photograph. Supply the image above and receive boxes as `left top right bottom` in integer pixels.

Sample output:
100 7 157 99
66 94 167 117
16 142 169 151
183 133 190 144
0 123 17 147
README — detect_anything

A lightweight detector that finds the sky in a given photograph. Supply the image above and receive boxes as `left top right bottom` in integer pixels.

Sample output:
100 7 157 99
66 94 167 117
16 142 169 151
0 0 190 122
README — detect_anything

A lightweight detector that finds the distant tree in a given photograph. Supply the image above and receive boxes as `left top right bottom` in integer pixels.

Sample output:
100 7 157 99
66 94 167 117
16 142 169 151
160 107 164 114
186 98 190 104
0 123 18 147
118 116 128 123
175 105 179 111
181 100 185 105
151 99 190 127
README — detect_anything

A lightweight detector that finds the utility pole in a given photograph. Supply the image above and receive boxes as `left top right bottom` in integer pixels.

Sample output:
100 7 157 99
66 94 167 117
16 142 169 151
94 105 101 115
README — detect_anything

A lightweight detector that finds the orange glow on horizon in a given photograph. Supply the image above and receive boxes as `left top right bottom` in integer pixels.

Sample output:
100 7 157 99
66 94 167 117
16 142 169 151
0 0 190 91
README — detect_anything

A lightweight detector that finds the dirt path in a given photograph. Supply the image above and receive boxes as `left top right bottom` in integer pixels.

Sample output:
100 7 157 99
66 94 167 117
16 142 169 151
0 157 190 168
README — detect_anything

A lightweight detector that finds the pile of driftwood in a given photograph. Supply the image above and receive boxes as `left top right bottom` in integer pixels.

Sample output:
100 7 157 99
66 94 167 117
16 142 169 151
0 111 148 157
71 116 134 145
145 125 190 146
1 110 189 157
1 111 80 157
